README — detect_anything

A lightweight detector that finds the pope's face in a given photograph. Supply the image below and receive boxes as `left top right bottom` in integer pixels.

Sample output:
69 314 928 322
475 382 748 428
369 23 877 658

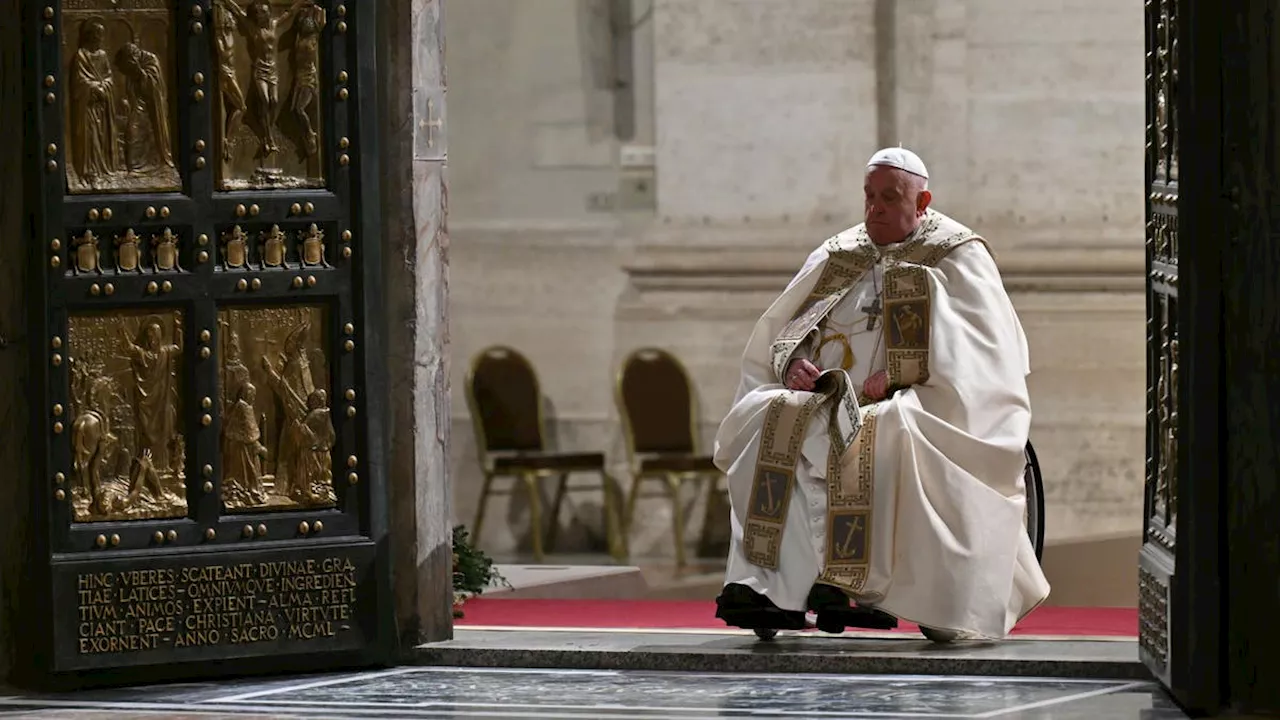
864 166 931 246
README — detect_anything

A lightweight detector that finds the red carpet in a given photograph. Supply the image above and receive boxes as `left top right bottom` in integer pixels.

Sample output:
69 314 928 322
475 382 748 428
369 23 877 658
456 599 1137 638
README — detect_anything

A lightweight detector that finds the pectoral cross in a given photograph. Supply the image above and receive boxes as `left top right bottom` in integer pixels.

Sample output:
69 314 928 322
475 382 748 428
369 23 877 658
861 295 882 331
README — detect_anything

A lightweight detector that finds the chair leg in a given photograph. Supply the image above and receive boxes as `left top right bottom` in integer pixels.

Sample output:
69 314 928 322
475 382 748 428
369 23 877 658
544 473 569 554
695 473 721 557
601 471 628 562
522 472 545 563
472 472 496 545
624 472 644 535
666 473 687 569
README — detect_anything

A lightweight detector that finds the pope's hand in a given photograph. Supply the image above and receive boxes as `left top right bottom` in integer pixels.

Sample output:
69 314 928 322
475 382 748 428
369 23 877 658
863 370 890 401
784 359 822 391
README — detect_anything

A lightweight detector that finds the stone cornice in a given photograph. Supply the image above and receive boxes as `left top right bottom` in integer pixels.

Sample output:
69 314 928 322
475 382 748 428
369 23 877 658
447 218 1146 292
625 241 1144 294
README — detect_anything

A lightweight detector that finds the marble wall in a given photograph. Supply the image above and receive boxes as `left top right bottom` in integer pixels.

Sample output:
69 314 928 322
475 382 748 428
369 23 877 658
653 0 878 222
445 0 1147 568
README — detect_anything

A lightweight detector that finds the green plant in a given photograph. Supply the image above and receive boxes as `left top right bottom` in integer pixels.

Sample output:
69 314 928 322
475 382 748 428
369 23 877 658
452 525 507 618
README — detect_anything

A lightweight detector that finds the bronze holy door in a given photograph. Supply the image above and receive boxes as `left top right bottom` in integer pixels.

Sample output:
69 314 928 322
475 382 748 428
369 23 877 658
1143 0 1280 715
20 0 392 682
1140 0 1181 695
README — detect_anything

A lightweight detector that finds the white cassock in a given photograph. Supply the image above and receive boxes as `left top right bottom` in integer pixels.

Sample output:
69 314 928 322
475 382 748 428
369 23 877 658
714 209 1050 639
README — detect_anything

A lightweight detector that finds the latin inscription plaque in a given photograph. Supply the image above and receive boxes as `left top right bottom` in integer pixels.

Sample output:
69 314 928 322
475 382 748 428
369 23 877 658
53 541 377 671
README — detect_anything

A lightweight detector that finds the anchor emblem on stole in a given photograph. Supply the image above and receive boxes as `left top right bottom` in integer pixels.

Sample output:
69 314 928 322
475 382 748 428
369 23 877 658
753 469 790 519
832 512 868 561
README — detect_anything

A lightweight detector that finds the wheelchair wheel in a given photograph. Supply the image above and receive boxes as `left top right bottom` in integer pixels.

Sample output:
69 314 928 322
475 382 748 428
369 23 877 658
1024 441 1046 563
920 626 959 644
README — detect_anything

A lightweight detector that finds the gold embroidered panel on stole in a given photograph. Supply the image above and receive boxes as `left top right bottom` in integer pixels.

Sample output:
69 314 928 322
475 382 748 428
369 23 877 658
882 234 983 389
818 406 877 592
749 233 877 570
742 391 828 568
883 265 932 388
743 370 864 569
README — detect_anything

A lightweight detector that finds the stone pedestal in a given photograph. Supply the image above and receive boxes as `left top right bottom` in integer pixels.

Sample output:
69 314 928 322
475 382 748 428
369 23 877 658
380 0 453 648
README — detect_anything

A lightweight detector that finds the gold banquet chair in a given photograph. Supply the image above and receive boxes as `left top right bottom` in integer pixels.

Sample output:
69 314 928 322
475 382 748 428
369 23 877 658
465 346 627 563
616 347 723 568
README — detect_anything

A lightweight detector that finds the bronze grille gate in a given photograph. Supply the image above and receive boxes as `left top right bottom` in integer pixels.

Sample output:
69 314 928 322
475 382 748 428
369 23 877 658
22 0 392 680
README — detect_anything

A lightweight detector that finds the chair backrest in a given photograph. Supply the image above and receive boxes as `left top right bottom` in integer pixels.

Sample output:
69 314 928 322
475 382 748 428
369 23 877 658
466 346 544 453
617 347 698 455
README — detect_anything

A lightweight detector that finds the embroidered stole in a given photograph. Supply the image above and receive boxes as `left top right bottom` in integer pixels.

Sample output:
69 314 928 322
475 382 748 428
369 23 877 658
742 212 984 596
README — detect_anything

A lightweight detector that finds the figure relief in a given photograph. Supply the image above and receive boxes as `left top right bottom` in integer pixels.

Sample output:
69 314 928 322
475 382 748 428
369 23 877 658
151 228 181 272
222 381 269 506
218 323 252 409
67 310 188 523
1152 91 1166 179
72 230 102 275
214 0 247 163
289 2 326 158
117 32 174 173
261 224 288 268
1167 5 1179 180
62 3 180 194
218 306 337 512
1166 338 1179 522
1155 337 1170 518
222 225 250 269
301 223 327 267
114 229 142 273
212 0 327 190
1154 1 1175 181
68 19 121 188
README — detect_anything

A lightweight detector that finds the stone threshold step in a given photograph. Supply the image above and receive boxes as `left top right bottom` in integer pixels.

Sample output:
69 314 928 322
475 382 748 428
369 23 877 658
414 629 1150 681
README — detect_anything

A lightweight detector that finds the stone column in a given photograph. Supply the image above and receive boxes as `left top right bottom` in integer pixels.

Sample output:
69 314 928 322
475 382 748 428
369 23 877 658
0 0 30 681
379 0 453 648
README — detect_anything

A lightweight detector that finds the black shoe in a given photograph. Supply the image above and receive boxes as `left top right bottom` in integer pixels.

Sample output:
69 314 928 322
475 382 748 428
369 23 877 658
715 583 807 631
806 584 851 613
806 583 899 634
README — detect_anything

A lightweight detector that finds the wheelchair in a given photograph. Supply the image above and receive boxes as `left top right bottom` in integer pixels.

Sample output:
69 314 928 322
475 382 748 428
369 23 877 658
751 440 1045 641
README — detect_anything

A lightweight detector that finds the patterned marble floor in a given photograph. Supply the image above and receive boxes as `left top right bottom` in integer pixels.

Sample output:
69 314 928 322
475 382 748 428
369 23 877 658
0 666 1189 719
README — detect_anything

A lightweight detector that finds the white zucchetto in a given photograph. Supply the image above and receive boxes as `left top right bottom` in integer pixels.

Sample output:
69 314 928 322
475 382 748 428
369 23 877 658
867 146 929 180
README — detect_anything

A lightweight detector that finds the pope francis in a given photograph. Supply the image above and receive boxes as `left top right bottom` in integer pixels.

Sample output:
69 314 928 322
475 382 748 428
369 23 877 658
713 147 1050 641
